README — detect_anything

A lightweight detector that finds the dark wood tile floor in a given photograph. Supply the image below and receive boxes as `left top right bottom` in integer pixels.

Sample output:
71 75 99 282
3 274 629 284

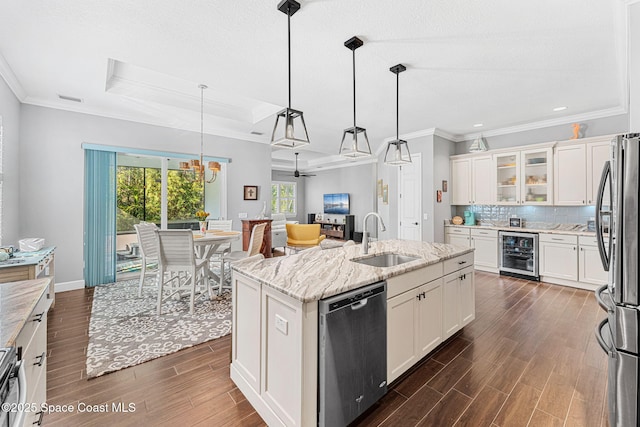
44 271 609 426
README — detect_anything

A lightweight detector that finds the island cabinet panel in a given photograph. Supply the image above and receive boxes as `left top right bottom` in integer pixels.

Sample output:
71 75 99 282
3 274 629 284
459 266 476 327
443 265 475 340
387 290 419 382
416 279 444 358
231 274 261 393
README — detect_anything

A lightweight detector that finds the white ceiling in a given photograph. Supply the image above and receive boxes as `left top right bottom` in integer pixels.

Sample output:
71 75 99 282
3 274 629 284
0 0 628 171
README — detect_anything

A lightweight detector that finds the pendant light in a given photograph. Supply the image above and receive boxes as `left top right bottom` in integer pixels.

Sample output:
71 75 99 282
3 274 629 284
271 0 310 149
179 84 221 183
384 64 412 165
339 36 371 158
468 134 488 152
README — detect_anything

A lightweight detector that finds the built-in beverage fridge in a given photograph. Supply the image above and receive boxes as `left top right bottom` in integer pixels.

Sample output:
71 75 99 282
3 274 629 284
499 231 539 280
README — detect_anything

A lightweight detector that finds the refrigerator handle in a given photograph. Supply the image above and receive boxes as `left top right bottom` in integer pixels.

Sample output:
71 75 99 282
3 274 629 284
595 160 611 271
595 284 613 313
595 318 616 358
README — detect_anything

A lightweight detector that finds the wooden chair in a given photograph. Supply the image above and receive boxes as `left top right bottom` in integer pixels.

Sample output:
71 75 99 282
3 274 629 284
220 223 267 294
134 222 159 297
155 230 207 315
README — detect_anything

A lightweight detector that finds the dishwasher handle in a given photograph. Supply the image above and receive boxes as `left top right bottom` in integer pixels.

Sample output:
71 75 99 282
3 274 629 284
351 299 369 310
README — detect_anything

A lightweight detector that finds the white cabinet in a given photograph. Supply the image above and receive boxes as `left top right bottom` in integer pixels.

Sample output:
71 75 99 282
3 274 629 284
539 234 578 280
451 155 494 205
470 229 498 271
495 146 553 205
578 235 609 285
554 144 587 205
495 151 521 204
445 226 470 247
586 140 612 205
387 278 443 383
443 266 474 340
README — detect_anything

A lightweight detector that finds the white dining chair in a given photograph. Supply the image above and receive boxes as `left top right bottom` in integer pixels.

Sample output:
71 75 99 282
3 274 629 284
134 222 159 297
219 222 267 294
155 230 207 315
207 219 234 256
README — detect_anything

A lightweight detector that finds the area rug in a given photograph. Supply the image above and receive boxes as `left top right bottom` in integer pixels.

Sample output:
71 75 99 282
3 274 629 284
86 278 232 378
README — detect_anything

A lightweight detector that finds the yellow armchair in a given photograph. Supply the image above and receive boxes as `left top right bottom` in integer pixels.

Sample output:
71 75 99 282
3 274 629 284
286 224 326 246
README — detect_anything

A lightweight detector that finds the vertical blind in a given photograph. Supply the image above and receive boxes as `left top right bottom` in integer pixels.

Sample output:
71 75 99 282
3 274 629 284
84 149 117 287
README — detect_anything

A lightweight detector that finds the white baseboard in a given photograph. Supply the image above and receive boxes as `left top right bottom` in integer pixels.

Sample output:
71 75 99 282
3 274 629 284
230 365 285 427
539 276 600 292
55 280 85 293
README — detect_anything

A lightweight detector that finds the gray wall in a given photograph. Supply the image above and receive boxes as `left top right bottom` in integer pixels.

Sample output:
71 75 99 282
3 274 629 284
0 77 21 246
455 114 629 154
304 163 376 233
271 169 306 224
631 2 640 131
18 104 272 284
433 135 456 243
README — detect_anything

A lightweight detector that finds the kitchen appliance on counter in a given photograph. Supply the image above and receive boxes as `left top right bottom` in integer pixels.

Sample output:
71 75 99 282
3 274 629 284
463 210 475 226
318 281 387 427
499 231 539 280
0 347 25 427
594 133 639 427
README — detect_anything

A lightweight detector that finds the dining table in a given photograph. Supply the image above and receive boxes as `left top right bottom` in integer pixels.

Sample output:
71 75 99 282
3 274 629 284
192 230 241 296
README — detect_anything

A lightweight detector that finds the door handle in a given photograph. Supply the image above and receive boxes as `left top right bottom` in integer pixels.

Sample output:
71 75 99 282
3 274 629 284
595 160 611 271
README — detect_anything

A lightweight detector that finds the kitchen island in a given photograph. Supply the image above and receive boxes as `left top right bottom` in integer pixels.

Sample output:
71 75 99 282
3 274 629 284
230 240 475 427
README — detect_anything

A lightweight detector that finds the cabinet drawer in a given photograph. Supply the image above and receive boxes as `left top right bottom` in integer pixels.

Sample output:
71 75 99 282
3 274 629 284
15 291 49 351
387 263 443 299
470 228 498 238
443 252 474 276
446 227 470 235
539 234 577 245
22 315 47 404
578 235 606 246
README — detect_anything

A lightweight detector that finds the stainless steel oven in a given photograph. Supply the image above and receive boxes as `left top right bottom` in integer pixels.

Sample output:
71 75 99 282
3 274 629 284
1 347 25 427
499 231 539 280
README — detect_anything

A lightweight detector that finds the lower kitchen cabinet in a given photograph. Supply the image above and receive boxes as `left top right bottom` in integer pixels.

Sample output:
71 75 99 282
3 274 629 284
470 229 498 271
443 266 475 340
578 235 608 285
539 234 578 281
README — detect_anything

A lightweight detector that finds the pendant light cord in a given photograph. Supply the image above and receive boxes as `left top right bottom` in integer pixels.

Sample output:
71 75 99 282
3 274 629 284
200 86 204 163
288 7 291 109
353 48 356 128
396 72 399 140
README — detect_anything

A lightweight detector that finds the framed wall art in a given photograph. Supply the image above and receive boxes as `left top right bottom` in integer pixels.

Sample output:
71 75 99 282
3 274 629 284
244 185 258 200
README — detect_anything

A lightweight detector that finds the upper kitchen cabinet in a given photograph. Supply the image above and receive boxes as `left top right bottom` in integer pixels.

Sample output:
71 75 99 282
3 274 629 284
495 145 553 205
554 135 614 206
450 155 494 205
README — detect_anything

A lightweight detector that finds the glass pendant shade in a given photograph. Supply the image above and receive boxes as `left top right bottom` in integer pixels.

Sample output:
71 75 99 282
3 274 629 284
384 139 412 165
339 126 372 158
468 135 488 152
271 107 310 148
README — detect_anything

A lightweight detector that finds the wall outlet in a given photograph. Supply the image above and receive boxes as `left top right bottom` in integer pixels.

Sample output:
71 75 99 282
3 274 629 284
275 314 288 335
423 213 429 220
238 212 248 219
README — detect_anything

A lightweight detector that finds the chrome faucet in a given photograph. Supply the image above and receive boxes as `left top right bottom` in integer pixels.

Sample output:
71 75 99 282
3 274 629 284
362 212 387 254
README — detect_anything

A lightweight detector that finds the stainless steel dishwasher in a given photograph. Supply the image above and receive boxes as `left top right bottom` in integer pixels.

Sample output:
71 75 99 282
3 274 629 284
318 281 387 427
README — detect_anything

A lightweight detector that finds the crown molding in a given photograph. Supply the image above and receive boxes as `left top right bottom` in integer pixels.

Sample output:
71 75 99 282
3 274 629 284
305 157 378 173
0 53 26 101
21 96 268 144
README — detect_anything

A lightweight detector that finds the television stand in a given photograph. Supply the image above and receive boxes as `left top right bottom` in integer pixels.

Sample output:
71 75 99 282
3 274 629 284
315 215 354 240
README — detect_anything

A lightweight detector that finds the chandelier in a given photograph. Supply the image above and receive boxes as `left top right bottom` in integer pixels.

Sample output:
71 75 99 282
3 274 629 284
179 84 221 183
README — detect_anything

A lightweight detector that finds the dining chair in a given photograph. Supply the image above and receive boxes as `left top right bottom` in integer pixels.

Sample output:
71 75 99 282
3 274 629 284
155 230 207 315
219 222 267 294
134 222 159 297
207 219 234 255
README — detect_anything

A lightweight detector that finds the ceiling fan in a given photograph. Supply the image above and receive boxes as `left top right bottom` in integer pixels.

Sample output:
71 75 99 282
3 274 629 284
291 152 316 178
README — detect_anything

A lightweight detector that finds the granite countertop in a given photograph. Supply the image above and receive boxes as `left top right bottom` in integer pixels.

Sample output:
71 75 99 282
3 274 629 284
0 246 55 269
232 239 474 303
1 278 50 347
445 223 597 237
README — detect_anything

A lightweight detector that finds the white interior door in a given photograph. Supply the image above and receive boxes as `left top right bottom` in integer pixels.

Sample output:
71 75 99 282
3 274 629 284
399 153 422 241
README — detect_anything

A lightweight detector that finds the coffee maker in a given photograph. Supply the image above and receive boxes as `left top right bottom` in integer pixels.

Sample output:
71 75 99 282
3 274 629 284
464 210 475 226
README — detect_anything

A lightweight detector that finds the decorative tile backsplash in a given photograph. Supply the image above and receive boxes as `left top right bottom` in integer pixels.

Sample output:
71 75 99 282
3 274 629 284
454 205 596 226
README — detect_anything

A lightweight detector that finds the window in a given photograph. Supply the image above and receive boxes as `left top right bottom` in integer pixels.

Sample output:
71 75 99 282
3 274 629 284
271 181 297 215
0 117 3 245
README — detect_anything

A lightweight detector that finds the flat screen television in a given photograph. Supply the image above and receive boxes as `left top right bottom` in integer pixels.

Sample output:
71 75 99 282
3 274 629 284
323 193 350 215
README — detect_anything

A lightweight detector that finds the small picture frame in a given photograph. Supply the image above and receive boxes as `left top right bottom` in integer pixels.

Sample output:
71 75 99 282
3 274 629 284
243 185 258 200
436 190 442 203
382 184 389 205
509 217 523 228
442 180 448 192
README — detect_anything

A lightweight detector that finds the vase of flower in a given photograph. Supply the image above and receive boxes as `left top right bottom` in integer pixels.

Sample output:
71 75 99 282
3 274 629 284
195 210 210 235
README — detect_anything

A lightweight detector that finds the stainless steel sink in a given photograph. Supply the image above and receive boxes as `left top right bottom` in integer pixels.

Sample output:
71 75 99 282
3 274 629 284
351 253 420 268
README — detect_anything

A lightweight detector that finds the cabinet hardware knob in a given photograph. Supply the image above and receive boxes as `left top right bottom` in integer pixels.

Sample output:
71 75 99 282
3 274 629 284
34 411 44 426
33 312 44 322
421 291 426 299
458 261 467 265
34 351 46 367
573 247 576 251
416 294 422 301
583 201 585 204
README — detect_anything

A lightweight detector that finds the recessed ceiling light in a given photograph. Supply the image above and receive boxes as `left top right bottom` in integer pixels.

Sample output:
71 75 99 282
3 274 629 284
57 94 83 103
553 106 568 111
473 123 483 128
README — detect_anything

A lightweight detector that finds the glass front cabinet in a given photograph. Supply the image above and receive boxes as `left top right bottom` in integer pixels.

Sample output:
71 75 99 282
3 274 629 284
495 146 553 206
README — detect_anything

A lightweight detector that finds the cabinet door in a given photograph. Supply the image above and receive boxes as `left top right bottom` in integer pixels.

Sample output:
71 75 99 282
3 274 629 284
579 245 608 285
387 291 417 383
539 242 578 280
554 144 586 205
521 147 553 205
472 156 494 204
446 234 470 247
232 274 262 393
586 141 611 206
459 267 475 327
443 272 461 340
470 235 498 269
451 159 472 205
416 279 443 359
495 152 521 205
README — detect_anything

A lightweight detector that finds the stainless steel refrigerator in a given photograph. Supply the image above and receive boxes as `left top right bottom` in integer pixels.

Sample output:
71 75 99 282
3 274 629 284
595 133 639 427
